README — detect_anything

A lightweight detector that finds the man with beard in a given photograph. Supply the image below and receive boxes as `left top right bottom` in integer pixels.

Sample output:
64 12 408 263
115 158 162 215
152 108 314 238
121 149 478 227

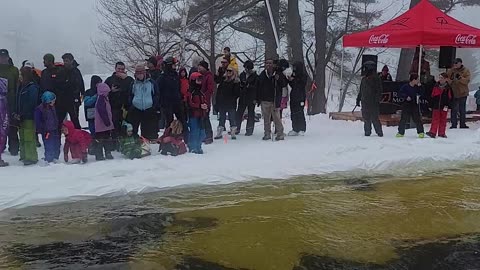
105 62 134 146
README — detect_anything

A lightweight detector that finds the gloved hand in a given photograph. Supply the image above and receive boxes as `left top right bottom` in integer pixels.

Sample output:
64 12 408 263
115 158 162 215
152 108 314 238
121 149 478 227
281 97 288 109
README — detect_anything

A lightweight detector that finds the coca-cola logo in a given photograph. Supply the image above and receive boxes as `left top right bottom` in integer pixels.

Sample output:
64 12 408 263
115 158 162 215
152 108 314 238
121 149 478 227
369 34 390 45
455 34 477 45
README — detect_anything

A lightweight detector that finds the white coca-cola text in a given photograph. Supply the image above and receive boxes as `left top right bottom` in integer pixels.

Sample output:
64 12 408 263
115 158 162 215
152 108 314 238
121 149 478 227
369 34 390 45
455 34 477 45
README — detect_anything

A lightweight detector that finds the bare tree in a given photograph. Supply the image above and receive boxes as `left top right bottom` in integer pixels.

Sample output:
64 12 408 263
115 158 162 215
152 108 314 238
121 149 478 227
287 0 304 62
93 0 180 67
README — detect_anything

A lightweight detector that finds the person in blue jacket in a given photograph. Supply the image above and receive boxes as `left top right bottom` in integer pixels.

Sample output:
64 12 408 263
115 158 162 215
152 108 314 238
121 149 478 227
397 74 425 138
84 75 102 135
126 64 160 141
16 63 40 165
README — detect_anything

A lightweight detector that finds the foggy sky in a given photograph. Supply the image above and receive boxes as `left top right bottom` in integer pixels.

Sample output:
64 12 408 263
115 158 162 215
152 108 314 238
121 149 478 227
1 0 480 76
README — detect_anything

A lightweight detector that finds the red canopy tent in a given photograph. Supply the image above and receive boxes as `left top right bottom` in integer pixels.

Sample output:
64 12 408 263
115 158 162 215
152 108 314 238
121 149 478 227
343 0 480 48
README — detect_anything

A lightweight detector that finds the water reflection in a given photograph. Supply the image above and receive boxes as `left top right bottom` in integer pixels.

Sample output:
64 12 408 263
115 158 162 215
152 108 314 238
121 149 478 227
0 166 479 269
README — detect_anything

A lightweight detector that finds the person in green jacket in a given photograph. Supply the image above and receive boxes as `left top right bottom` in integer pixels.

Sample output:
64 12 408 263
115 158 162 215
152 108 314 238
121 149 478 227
119 122 144 160
0 49 20 155
16 62 40 165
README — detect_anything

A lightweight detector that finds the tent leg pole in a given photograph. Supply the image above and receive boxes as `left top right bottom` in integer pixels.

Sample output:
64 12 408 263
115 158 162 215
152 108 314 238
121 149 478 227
340 47 345 109
418 45 423 85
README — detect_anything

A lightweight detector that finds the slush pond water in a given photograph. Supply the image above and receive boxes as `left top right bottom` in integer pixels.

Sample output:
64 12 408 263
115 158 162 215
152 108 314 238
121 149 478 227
0 164 479 270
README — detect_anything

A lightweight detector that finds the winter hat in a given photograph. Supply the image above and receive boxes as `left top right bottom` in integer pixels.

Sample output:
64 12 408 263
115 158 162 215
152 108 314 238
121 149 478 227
23 60 34 69
244 60 254 70
0 49 9 57
41 91 56 104
0 78 7 96
145 56 157 67
190 72 203 81
199 60 209 70
134 64 146 75
124 122 133 132
163 56 177 66
43 53 55 63
454 58 463 64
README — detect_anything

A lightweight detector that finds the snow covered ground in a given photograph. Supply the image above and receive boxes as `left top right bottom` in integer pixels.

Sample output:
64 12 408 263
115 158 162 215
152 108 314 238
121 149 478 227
1 114 480 211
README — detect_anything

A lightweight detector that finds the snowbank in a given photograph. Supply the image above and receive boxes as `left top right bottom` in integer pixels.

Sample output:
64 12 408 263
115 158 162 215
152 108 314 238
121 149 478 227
1 115 480 210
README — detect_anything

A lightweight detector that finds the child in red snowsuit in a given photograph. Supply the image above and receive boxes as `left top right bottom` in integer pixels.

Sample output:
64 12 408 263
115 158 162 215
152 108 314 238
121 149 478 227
427 73 454 138
158 119 187 156
62 121 92 164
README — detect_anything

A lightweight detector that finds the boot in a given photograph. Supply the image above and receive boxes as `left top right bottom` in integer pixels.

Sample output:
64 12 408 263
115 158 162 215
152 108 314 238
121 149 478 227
231 127 237 140
262 134 271 141
275 133 285 141
214 126 224 140
0 160 9 167
105 151 114 160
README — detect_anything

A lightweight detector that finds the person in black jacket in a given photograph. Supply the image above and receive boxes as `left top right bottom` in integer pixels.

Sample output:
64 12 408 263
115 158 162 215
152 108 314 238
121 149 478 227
356 61 383 137
105 62 134 146
427 73 454 138
158 57 186 131
236 60 258 136
257 59 287 141
287 61 307 136
62 53 84 129
214 65 240 140
146 56 162 81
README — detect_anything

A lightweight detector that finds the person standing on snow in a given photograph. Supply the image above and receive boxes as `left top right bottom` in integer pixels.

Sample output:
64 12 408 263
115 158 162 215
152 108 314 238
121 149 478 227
0 78 9 167
197 60 214 144
214 65 240 140
396 74 425 138
236 60 258 136
356 61 383 137
187 72 208 154
126 64 160 141
16 64 40 165
35 91 60 164
94 83 115 160
257 59 287 141
105 62 135 147
287 61 307 136
427 73 454 139
158 57 186 136
84 75 102 135
62 53 85 129
447 58 471 129
0 49 20 156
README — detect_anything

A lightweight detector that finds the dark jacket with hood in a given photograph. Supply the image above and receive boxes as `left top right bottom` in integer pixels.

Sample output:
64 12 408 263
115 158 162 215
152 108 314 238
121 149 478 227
188 81 208 118
239 70 258 104
357 73 383 107
64 61 85 100
17 82 40 121
157 68 181 108
84 76 102 120
257 70 287 108
40 65 69 109
288 62 307 103
105 72 134 111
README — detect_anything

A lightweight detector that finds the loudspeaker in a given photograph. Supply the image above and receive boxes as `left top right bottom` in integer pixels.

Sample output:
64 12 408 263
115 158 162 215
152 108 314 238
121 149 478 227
361 54 378 76
439 46 456 69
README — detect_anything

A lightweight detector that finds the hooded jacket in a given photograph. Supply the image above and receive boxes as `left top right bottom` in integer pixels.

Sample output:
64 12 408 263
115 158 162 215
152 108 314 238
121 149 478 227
188 81 208 118
0 64 19 113
0 78 9 153
200 70 214 107
84 76 102 120
40 65 70 109
357 73 383 107
216 78 240 110
63 120 92 158
34 102 58 135
239 70 258 104
64 63 85 99
431 82 454 110
95 83 114 133
447 65 471 98
17 82 40 120
130 78 159 111
179 68 190 102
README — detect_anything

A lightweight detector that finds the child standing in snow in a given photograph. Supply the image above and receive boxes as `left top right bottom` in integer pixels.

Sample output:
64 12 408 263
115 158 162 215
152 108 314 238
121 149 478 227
396 74 425 138
0 78 9 167
16 65 40 166
158 119 187 156
35 91 60 164
187 72 207 154
119 122 148 160
427 73 454 138
84 75 102 135
94 83 115 160
62 121 92 164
